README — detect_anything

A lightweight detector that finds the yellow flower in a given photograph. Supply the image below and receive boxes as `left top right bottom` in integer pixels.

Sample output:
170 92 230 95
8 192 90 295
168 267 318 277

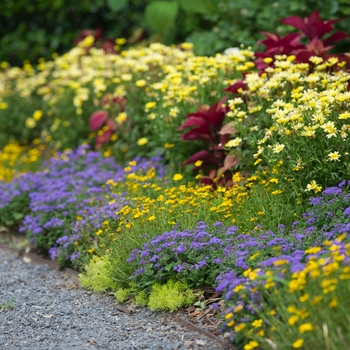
252 319 263 328
0 102 8 109
272 143 285 153
88 248 95 253
147 215 156 221
225 312 233 320
234 323 246 332
115 38 127 45
288 315 299 326
299 323 314 334
306 180 318 191
116 112 127 124
327 151 340 161
25 118 36 128
244 340 259 350
135 79 146 87
305 247 322 254
173 174 183 181
225 137 242 148
145 101 157 111
292 339 304 348
164 143 175 148
271 190 283 195
137 137 148 146
299 294 309 303
194 160 203 167
329 297 338 308
33 110 43 121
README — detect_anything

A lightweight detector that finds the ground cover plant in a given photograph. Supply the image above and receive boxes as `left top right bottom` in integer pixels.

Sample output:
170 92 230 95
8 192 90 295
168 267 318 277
1 10 350 350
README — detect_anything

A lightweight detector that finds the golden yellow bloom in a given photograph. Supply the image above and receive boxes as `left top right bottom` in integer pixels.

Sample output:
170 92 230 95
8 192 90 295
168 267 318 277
288 315 299 326
147 215 156 221
194 160 203 167
164 143 175 148
33 110 43 121
137 137 148 146
173 174 183 181
292 339 304 348
298 323 314 334
225 312 233 320
115 38 126 45
0 102 8 109
252 319 263 328
244 340 259 350
329 297 338 308
145 101 157 111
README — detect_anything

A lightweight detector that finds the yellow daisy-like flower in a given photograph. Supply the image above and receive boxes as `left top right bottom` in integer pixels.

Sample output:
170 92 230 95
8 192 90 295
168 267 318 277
164 143 175 148
194 160 203 167
292 339 304 348
244 340 259 350
225 137 242 148
272 143 285 153
306 180 318 191
137 137 148 146
145 101 157 111
298 323 314 334
25 118 36 128
135 79 146 87
173 174 183 181
0 102 8 109
327 151 340 161
33 110 43 121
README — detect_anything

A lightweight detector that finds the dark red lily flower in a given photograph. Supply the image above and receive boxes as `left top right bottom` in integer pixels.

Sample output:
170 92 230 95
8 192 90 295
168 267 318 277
224 80 247 94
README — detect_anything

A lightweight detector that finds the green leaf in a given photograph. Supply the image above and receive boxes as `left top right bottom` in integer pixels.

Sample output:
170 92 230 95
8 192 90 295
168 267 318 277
106 0 128 12
177 0 215 15
145 1 179 37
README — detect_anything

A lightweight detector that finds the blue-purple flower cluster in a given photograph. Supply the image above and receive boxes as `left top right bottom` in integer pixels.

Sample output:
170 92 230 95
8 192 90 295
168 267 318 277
0 145 167 263
127 180 350 307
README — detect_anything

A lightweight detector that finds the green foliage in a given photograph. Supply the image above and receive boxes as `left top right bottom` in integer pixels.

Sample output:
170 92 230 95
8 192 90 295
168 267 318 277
114 288 132 302
0 299 16 310
0 0 145 66
187 0 350 56
0 194 30 230
134 290 149 306
147 280 196 312
79 255 117 292
145 1 179 39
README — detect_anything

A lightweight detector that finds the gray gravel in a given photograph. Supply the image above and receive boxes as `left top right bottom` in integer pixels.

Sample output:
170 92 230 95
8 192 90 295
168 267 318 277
0 248 228 350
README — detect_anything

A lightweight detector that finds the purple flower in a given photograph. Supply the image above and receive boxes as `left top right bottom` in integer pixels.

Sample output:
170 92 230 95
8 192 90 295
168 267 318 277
344 207 350 217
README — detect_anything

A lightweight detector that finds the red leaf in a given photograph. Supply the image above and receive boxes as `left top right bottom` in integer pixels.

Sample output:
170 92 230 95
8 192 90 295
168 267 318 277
218 122 237 135
323 31 348 46
223 154 240 171
89 110 108 131
95 129 113 147
225 80 247 94
183 150 221 166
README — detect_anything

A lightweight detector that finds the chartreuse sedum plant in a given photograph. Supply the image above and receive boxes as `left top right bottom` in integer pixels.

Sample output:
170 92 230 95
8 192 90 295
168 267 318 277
79 255 117 293
223 238 350 350
223 54 350 200
114 280 195 313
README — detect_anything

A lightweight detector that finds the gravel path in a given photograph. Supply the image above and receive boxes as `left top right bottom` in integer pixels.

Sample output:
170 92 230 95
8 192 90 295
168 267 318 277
0 248 230 350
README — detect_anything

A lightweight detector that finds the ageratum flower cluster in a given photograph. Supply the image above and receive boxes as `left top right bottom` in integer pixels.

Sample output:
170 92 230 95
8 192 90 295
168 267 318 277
0 145 167 264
